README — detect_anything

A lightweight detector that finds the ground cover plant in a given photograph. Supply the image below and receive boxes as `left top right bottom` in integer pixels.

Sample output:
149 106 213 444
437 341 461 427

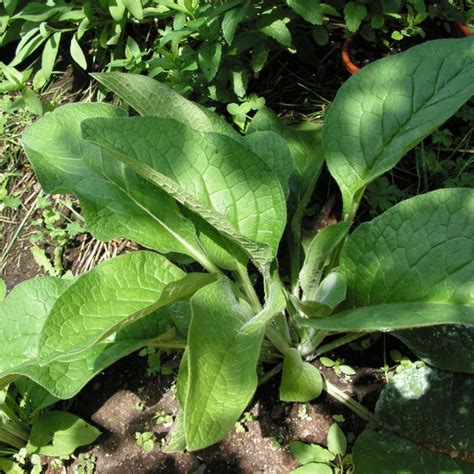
0 35 473 472
2 0 471 105
0 0 327 102
0 382 101 472
338 0 471 44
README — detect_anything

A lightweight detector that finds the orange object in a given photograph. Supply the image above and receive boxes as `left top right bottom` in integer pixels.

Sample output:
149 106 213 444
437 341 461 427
342 38 359 74
456 22 472 36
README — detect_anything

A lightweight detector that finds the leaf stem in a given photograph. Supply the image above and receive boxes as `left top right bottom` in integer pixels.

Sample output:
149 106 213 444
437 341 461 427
288 227 302 297
273 312 292 344
0 430 27 450
234 264 262 312
234 266 292 355
345 186 366 222
323 379 377 423
258 362 283 386
314 333 367 358
298 329 329 357
0 401 30 449
265 326 292 356
191 248 223 275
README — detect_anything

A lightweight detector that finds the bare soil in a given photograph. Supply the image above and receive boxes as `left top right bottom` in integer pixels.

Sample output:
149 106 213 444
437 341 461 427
57 345 387 474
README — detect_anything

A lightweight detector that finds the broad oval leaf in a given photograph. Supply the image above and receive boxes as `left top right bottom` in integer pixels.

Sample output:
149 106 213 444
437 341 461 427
353 366 474 473
90 74 252 270
81 116 287 272
395 325 474 374
27 411 101 457
38 251 212 360
342 188 474 308
183 279 264 450
0 277 72 375
21 104 217 270
324 37 474 216
303 189 474 372
289 440 335 464
0 276 194 398
327 423 347 456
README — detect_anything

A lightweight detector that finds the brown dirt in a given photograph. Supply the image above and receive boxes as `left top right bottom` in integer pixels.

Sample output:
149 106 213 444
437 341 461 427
49 344 389 474
1 172 45 289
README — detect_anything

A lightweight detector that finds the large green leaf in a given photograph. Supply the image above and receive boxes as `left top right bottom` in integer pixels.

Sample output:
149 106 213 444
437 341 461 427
16 304 189 399
38 251 210 360
81 117 286 273
21 104 217 270
183 279 263 450
342 189 474 308
92 73 258 271
353 366 474 473
0 277 72 379
395 325 474 374
307 189 474 372
324 37 474 216
0 260 206 399
297 302 474 331
90 75 248 271
92 72 239 139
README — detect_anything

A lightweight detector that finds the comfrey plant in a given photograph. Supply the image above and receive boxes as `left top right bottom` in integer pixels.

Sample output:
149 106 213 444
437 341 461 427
1 37 473 472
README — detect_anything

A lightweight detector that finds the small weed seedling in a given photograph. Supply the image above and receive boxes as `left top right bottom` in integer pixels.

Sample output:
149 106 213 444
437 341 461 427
135 432 155 454
389 349 425 375
153 410 173 428
134 401 145 412
320 358 356 379
73 453 97 474
234 411 256 433
296 404 312 422
29 196 84 277
290 423 353 474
